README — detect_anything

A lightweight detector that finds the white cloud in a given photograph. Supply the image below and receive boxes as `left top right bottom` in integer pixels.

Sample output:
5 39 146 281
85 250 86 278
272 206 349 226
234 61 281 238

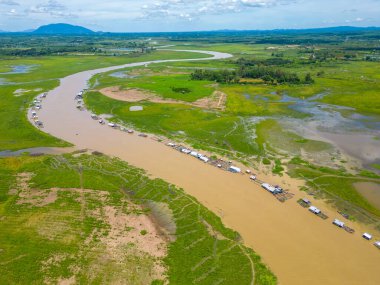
0 0 19 5
27 0 77 17
0 0 380 32
138 0 296 21
345 17 365 23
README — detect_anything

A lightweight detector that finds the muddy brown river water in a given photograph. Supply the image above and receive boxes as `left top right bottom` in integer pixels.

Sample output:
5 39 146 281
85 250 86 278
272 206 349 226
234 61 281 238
30 50 380 285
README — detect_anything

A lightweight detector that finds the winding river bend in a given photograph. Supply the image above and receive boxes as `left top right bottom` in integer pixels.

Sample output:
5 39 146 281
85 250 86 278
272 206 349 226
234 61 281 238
30 50 380 285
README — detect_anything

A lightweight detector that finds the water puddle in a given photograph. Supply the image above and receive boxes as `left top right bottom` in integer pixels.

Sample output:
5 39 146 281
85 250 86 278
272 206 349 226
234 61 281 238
354 182 380 210
109 71 137 79
274 94 380 166
0 78 13 85
0 65 38 75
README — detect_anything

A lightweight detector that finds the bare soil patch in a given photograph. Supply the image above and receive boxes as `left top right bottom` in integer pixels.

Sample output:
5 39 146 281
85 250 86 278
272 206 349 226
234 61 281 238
13 172 168 284
99 86 226 110
13 173 59 207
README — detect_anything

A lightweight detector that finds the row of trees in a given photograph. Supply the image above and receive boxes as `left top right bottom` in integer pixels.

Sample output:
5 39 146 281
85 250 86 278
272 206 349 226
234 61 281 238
190 69 239 83
0 47 101 56
240 66 303 84
236 57 293 66
191 66 314 84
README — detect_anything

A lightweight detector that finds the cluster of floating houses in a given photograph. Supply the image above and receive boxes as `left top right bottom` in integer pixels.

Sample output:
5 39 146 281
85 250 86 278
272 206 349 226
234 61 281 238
298 198 379 247
75 90 85 110
168 142 243 173
30 92 47 128
165 142 295 202
76 91 149 137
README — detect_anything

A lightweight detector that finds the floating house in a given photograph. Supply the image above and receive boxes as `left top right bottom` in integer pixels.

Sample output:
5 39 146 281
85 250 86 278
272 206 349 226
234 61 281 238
261 183 276 193
333 219 345 228
362 233 372 240
302 198 311 205
190 151 198 157
199 156 209 163
309 206 321 215
229 166 241 173
181 148 191 154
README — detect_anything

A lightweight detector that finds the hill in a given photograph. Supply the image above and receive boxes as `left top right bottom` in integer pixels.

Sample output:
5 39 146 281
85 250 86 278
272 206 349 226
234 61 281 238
33 23 94 35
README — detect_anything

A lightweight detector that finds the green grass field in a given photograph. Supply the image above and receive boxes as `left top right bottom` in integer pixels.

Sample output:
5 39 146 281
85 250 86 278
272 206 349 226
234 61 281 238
0 50 211 151
0 153 276 284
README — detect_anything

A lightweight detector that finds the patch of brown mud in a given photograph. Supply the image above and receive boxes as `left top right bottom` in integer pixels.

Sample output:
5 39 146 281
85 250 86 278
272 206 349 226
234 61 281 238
83 198 168 282
37 187 167 284
13 173 108 208
103 205 167 259
57 276 76 285
354 182 380 210
99 86 226 110
193 90 226 110
13 173 58 207
145 201 177 242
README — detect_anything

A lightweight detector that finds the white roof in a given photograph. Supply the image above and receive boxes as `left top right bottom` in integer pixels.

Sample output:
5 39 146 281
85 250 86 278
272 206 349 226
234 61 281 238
333 219 345 227
229 166 241 172
262 183 276 193
363 233 372 239
199 156 209 162
375 241 380 247
309 206 321 213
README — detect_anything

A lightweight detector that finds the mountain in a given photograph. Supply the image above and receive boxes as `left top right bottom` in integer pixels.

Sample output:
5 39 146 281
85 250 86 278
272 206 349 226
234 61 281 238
32 23 95 35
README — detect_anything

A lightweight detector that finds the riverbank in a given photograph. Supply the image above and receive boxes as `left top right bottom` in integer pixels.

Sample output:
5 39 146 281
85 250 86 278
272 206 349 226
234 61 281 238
29 50 380 285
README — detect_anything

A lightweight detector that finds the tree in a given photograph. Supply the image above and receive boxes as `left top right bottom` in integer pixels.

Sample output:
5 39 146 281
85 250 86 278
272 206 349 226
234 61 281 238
304 73 314 84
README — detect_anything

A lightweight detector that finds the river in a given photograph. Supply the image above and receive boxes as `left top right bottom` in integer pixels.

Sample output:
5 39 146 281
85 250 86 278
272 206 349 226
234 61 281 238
29 50 380 285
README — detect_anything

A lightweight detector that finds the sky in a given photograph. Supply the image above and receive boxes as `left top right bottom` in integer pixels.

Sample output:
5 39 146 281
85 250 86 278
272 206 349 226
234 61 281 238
0 0 380 32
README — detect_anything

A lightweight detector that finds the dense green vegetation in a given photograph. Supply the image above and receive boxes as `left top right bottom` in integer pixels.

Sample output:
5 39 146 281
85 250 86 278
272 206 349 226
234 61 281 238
191 59 314 84
0 154 276 284
0 35 154 56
